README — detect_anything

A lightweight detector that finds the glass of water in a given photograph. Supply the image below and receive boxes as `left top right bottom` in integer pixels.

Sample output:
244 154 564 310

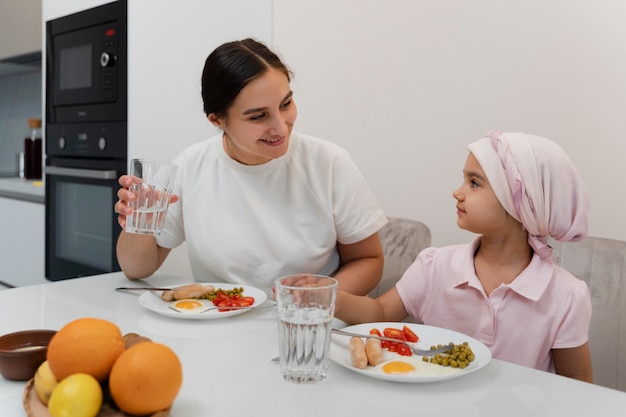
275 274 338 384
125 159 177 236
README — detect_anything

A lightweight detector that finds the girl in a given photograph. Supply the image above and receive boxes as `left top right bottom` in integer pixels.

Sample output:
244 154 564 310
335 131 593 382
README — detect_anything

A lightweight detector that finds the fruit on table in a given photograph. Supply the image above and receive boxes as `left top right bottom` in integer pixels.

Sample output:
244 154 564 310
33 360 59 405
123 332 152 349
109 341 183 415
47 318 125 382
48 373 103 417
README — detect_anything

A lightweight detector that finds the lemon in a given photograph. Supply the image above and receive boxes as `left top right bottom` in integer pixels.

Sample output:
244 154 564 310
48 373 103 417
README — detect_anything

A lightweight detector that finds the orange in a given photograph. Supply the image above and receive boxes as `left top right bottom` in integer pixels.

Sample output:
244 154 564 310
47 318 125 382
109 341 183 415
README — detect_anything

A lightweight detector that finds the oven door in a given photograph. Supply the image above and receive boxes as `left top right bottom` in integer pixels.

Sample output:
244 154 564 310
45 164 123 280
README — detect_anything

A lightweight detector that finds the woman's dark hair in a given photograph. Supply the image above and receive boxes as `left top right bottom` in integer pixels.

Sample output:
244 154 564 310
201 38 292 117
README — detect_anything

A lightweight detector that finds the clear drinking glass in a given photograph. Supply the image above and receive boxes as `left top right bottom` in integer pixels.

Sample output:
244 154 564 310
275 274 338 384
125 159 177 235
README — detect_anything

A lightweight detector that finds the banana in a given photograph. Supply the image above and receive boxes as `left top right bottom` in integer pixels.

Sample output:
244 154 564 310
34 360 59 405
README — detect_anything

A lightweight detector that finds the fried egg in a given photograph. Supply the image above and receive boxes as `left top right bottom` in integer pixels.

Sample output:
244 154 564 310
169 298 211 313
376 355 461 376
381 360 416 374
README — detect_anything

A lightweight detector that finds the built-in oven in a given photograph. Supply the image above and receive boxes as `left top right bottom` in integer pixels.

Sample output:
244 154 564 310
45 0 127 281
45 155 125 281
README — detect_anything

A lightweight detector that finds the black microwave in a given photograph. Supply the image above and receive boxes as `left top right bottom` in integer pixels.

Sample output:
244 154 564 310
46 0 127 124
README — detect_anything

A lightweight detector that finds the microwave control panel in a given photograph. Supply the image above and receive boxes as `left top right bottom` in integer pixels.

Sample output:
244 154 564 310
99 23 118 101
46 122 127 159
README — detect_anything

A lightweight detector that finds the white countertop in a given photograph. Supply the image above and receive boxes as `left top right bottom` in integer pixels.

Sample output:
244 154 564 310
0 177 44 204
1 272 625 416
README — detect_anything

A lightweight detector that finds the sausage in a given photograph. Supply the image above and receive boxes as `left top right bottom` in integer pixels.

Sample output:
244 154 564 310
161 284 216 301
173 284 216 300
349 337 368 369
161 290 175 301
365 338 384 366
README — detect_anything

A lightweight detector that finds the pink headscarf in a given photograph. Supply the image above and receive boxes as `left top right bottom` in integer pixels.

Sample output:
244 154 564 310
468 131 589 258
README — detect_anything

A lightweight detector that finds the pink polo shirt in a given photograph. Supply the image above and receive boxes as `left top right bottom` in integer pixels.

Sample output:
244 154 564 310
396 237 592 373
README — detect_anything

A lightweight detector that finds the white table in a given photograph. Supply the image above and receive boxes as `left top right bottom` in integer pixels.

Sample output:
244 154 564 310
1 272 625 417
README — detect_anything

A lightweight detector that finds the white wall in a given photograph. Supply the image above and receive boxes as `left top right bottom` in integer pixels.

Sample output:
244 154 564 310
127 0 272 276
44 0 272 278
126 1 272 161
273 0 626 247
41 0 626 276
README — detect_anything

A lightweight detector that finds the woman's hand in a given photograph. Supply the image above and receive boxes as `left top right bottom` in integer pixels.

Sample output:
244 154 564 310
114 174 135 229
114 174 179 229
115 172 177 280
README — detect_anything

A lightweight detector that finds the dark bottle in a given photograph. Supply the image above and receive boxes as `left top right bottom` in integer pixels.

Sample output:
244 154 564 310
24 118 42 180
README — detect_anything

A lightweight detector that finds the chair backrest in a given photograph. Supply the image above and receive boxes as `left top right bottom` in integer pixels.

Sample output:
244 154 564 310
368 217 432 298
550 236 626 391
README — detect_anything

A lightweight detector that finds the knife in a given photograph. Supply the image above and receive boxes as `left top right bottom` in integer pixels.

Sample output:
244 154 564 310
115 287 173 291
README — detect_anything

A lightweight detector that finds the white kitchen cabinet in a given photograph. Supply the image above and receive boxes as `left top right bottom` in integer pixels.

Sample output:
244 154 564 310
0 0 42 60
0 197 47 287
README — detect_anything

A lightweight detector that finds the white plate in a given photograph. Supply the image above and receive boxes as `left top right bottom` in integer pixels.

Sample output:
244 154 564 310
329 322 491 383
138 283 268 320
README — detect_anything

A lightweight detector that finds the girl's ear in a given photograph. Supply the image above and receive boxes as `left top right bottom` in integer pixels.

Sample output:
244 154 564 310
207 113 224 129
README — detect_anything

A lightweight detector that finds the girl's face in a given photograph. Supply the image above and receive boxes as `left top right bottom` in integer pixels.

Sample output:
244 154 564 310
452 153 512 235
208 67 297 165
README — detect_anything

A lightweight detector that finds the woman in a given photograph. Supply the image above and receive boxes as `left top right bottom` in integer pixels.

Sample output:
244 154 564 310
115 38 387 295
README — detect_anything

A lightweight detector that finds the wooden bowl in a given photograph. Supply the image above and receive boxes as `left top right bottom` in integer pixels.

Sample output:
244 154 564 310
23 378 171 417
0 330 56 381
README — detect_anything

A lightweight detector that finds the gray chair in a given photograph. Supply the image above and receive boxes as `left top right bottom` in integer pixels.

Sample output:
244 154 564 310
550 236 626 392
368 217 432 298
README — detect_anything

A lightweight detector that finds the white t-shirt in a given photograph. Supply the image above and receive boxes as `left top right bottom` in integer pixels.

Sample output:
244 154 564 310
156 132 388 292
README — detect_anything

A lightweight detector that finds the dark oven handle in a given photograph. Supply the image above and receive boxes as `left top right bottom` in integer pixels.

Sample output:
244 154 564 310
46 166 119 180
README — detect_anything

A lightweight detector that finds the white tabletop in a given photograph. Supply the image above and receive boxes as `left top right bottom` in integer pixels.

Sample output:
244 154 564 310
1 272 625 417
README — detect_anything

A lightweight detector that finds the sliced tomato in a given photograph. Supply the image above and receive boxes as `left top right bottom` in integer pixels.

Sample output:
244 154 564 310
402 325 419 343
369 328 382 337
212 292 229 306
387 342 398 352
238 296 255 307
383 328 407 342
381 340 391 349
217 299 235 312
396 343 412 357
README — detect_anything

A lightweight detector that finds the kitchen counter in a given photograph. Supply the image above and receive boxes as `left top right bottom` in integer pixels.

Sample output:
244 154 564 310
0 178 44 204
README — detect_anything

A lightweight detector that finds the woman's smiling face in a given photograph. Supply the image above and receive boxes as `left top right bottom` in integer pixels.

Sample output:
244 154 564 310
208 67 297 165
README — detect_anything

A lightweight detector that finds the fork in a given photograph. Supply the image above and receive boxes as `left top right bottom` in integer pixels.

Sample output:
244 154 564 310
331 328 454 357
